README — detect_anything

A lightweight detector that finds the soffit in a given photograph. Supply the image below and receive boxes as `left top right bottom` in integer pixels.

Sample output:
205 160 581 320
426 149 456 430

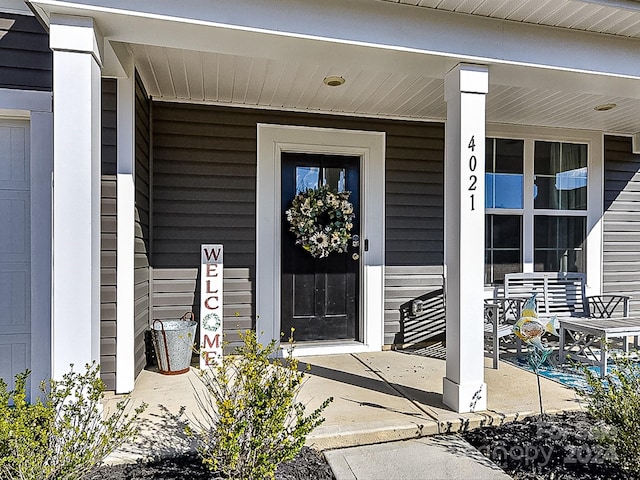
25 0 640 133
131 43 640 134
377 0 640 39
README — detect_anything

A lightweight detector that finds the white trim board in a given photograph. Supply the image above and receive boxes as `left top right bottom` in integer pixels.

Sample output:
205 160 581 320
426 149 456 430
256 124 385 356
116 72 136 394
0 89 51 113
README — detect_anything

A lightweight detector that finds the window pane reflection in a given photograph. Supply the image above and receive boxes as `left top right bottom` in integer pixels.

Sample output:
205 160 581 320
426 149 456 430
534 216 586 272
296 166 319 194
485 138 524 209
534 142 587 210
485 215 522 284
322 167 346 192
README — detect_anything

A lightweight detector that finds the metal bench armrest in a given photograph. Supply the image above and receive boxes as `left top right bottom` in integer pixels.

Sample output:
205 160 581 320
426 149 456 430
587 295 630 318
484 298 521 369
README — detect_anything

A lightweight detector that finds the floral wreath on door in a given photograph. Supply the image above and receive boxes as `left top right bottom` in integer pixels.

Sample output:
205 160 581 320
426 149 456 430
285 185 354 258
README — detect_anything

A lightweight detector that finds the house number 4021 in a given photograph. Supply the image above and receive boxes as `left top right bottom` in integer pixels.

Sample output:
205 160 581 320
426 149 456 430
467 135 478 211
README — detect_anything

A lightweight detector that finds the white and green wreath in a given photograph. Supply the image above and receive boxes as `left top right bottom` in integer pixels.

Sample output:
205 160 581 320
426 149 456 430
202 312 221 332
285 185 355 258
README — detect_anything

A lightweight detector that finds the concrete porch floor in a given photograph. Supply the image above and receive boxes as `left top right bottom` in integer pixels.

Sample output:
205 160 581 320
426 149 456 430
104 349 583 464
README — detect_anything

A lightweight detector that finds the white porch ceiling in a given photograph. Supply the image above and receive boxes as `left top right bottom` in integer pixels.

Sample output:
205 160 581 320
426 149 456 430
31 0 640 133
378 0 640 39
131 43 640 134
130 44 447 119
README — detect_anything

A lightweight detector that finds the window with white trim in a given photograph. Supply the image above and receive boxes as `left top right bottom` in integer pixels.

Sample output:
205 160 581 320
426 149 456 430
485 137 588 285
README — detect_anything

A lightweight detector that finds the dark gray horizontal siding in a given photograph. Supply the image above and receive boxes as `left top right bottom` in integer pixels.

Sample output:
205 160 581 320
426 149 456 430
0 13 52 91
152 268 252 347
383 123 444 345
152 104 256 347
603 136 640 309
100 176 117 391
102 79 117 175
151 103 444 346
385 266 444 346
134 72 150 376
99 79 118 391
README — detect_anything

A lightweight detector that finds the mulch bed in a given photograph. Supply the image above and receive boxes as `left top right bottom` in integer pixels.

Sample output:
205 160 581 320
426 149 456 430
88 411 636 479
86 447 335 480
462 411 633 479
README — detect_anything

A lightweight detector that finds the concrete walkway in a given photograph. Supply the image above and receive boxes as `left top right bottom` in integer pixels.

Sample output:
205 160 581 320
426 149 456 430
104 350 583 478
325 436 511 480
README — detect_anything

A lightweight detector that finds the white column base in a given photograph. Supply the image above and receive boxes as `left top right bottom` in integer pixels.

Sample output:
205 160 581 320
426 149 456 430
443 377 487 413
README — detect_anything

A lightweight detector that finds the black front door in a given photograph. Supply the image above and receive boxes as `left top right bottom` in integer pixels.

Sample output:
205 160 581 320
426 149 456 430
281 153 360 342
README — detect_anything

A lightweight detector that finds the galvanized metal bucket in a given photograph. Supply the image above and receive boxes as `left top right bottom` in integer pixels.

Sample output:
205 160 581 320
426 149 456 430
152 312 197 375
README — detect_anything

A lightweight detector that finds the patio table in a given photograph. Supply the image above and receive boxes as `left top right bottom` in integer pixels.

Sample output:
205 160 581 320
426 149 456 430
559 317 640 377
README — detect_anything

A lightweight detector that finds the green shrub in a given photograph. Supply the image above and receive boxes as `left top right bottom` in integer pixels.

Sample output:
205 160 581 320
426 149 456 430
186 330 333 480
0 363 146 480
0 371 53 479
576 352 640 473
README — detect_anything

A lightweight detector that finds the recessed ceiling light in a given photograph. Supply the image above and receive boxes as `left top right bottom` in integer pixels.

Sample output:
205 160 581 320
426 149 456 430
323 76 345 87
594 103 617 111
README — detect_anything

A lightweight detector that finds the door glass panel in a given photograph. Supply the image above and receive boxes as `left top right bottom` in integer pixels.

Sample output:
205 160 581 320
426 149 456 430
295 166 320 194
322 167 346 192
534 142 587 210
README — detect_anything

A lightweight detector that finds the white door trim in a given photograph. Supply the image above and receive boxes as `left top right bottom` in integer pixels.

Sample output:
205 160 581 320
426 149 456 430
256 124 385 356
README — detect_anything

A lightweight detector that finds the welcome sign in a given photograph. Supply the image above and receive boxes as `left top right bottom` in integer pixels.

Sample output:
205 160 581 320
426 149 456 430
200 244 223 367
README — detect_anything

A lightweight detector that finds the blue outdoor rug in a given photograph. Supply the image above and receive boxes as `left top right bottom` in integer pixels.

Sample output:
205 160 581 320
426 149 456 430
501 352 599 391
502 348 640 392
409 341 639 391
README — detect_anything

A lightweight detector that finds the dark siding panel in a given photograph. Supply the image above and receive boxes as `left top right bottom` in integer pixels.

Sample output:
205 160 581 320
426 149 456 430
102 79 117 175
99 78 118 390
384 266 444 346
382 123 444 345
151 103 444 346
100 176 117 391
603 136 640 309
134 72 150 376
0 13 52 91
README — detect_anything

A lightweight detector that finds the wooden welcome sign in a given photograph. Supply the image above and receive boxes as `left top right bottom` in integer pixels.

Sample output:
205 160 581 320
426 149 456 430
200 244 223 367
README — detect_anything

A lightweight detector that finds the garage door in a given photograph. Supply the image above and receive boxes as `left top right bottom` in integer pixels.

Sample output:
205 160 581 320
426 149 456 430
0 120 30 391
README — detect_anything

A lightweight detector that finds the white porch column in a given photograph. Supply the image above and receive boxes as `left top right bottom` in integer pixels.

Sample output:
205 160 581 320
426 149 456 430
116 61 136 393
50 15 103 380
443 64 488 413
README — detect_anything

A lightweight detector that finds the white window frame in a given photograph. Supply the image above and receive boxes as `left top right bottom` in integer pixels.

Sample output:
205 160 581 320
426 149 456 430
485 125 603 296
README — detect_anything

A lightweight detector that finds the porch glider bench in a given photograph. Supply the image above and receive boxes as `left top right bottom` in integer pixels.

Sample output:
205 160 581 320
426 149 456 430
503 272 629 321
484 272 630 369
